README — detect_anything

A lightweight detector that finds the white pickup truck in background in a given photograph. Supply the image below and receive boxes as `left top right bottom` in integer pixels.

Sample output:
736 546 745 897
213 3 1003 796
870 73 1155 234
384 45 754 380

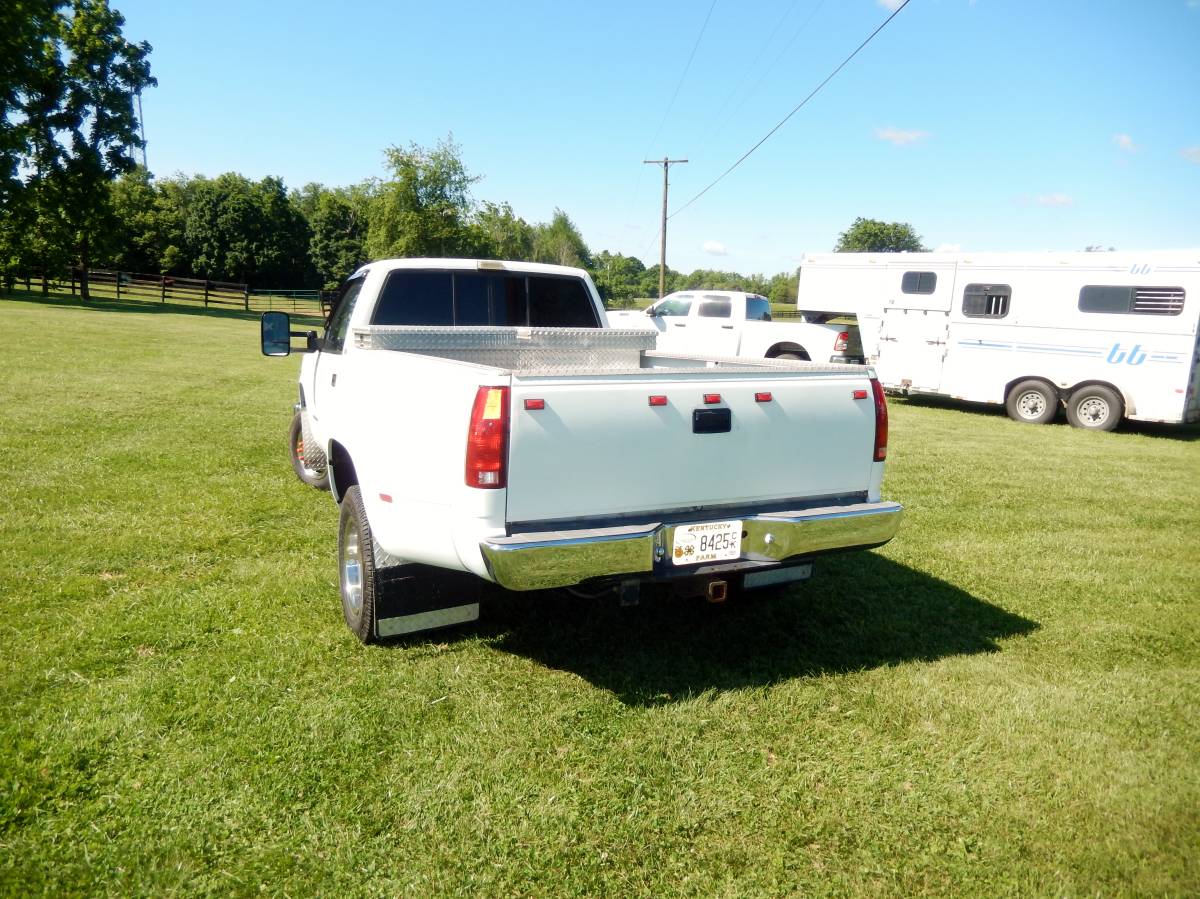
607 290 864 364
261 259 901 643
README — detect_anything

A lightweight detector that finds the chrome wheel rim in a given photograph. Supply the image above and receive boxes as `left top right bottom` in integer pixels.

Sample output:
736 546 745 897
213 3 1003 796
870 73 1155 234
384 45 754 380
340 516 363 620
1077 396 1109 426
1016 390 1046 419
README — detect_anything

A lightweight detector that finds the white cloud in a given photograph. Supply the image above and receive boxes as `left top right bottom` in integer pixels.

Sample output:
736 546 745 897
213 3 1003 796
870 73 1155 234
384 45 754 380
878 0 905 10
934 243 962 253
702 240 728 256
875 127 930 146
1182 146 1200 164
1035 193 1074 207
1113 133 1137 152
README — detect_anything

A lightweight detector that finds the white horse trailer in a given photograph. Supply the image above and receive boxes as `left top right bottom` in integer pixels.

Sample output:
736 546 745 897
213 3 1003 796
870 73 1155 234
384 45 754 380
795 251 1200 430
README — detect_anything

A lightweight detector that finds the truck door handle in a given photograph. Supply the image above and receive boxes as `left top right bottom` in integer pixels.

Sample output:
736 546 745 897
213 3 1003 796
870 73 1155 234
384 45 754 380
331 373 337 386
673 323 686 328
721 325 734 329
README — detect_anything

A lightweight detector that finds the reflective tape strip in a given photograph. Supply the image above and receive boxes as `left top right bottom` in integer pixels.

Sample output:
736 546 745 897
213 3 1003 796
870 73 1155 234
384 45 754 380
376 603 480 638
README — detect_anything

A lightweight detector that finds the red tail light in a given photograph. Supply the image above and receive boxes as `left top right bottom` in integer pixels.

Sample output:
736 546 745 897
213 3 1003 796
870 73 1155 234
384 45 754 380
465 386 509 488
835 331 849 353
871 377 888 462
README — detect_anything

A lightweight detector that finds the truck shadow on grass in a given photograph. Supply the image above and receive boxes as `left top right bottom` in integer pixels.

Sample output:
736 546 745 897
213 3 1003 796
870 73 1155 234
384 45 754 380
480 552 1037 706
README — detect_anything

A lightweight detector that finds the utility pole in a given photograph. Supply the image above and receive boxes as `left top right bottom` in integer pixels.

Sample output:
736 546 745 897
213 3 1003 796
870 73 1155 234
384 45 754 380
643 157 687 298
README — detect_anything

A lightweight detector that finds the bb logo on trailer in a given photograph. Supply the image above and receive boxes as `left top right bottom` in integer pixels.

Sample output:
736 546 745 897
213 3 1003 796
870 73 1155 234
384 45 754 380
1107 343 1146 366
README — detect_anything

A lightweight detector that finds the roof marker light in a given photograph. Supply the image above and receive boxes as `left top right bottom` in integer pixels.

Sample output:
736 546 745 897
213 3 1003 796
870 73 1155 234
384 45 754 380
648 395 668 407
755 392 772 403
704 394 722 405
524 398 545 411
852 389 869 400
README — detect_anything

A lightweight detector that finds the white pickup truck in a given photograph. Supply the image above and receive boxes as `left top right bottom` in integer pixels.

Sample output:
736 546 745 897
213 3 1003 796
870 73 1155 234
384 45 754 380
607 290 864 364
261 259 901 643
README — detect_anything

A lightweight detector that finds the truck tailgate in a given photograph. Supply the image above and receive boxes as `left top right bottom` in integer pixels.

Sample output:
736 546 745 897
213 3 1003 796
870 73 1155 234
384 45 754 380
505 369 877 525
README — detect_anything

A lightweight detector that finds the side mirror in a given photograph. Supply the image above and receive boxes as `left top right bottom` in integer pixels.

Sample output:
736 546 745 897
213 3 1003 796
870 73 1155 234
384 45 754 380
261 311 319 356
261 311 292 356
645 306 659 316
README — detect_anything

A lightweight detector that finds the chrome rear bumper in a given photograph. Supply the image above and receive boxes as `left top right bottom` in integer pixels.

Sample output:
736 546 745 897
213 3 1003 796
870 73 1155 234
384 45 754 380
479 501 903 591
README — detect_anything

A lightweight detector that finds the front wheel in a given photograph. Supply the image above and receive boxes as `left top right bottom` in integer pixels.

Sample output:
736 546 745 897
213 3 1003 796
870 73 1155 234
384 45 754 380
1066 385 1123 431
1005 379 1058 425
289 412 329 489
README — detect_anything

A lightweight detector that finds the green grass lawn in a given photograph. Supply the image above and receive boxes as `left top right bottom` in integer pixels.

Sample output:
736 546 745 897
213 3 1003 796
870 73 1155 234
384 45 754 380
1 294 1197 897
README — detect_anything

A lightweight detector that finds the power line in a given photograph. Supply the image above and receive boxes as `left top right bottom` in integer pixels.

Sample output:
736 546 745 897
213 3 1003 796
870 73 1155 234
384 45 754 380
702 0 808 144
624 0 719 231
642 0 719 158
713 0 827 142
669 0 912 221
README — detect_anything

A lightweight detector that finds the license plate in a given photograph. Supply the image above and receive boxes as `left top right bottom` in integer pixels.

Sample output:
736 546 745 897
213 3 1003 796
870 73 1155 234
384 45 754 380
671 520 742 566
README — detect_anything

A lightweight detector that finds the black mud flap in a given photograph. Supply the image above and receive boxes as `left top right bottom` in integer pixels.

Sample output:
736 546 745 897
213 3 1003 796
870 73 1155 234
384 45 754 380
375 565 481 638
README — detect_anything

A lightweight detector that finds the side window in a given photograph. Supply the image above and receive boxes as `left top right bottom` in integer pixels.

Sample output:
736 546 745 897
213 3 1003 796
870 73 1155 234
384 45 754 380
962 284 1012 318
1079 285 1185 316
372 271 453 325
655 295 693 316
323 278 364 353
746 296 772 321
901 271 937 294
528 276 600 327
697 297 732 318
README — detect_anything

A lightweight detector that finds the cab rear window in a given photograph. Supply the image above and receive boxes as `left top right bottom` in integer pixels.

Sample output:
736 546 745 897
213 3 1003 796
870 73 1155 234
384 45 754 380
372 271 600 327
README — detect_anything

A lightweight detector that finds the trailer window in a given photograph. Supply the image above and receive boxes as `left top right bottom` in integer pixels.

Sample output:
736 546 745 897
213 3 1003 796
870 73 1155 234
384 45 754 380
1079 285 1185 316
901 271 937 294
746 296 772 321
962 284 1011 318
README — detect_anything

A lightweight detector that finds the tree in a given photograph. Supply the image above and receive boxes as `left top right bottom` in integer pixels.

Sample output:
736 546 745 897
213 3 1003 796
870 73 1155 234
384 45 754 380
834 217 925 253
472 201 534 261
308 185 369 288
590 250 645 306
532 208 591 268
180 173 313 287
102 166 161 272
43 0 155 298
364 137 479 260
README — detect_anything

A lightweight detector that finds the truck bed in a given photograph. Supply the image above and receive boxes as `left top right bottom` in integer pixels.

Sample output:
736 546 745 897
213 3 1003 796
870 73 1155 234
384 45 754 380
349 324 881 529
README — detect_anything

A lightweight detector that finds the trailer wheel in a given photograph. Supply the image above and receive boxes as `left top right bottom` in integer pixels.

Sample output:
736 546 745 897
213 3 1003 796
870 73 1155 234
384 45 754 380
775 351 810 361
289 412 329 489
1066 385 1123 431
1005 380 1058 424
338 485 380 643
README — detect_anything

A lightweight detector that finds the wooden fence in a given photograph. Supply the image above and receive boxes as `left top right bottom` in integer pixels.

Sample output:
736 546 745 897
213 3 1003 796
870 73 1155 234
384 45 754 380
5 270 330 321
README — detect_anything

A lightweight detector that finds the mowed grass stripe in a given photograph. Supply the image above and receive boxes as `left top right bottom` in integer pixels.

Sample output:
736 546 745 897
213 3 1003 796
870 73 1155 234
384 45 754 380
1 295 1197 897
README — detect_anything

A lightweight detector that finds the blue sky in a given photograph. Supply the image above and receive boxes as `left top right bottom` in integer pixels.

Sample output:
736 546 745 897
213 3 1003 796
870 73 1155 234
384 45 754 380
117 0 1200 276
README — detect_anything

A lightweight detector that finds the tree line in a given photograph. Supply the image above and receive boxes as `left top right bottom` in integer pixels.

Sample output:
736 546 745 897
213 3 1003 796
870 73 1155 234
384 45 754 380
74 137 813 305
1 3 927 305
